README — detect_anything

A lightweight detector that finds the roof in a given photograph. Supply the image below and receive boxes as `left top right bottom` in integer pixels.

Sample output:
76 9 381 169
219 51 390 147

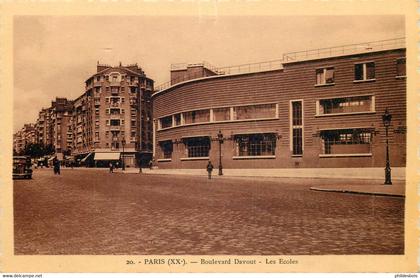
154 37 405 95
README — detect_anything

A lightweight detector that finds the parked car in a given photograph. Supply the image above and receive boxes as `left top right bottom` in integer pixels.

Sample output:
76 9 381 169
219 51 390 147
13 156 32 179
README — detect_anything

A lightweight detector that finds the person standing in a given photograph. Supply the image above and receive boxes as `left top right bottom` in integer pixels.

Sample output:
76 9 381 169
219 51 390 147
206 160 214 179
53 158 57 175
57 160 61 175
109 162 114 173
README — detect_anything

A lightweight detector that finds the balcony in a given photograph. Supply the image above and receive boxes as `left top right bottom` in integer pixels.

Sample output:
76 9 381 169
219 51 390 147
110 126 121 131
130 98 138 106
110 102 120 108
94 98 101 106
94 81 102 87
110 81 121 87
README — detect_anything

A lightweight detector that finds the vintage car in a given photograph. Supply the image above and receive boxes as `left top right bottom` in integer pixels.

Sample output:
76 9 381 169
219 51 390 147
13 156 33 179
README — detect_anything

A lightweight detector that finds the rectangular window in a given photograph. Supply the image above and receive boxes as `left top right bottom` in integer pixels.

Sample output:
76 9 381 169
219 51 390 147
183 109 210 124
160 115 173 129
159 140 173 159
174 114 182 126
320 129 372 155
233 103 276 120
110 108 120 115
355 62 375 81
318 95 373 115
183 137 210 158
291 101 303 155
316 67 334 85
110 119 120 126
396 58 406 77
234 133 276 157
213 107 231 122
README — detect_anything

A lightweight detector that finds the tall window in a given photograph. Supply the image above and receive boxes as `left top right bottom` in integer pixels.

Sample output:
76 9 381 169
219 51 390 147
174 114 182 126
320 129 372 155
234 133 276 157
183 109 210 124
183 137 210 158
318 95 373 115
233 103 276 120
355 62 375 81
316 67 334 85
159 140 173 159
291 101 303 155
213 107 231 122
396 58 406 77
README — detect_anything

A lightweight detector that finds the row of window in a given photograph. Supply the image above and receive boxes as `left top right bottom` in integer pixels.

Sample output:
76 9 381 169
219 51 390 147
158 103 278 130
158 128 373 160
158 95 374 130
315 58 406 86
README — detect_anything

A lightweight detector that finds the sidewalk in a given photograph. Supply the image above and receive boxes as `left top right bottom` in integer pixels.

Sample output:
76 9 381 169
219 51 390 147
309 183 405 197
113 168 406 197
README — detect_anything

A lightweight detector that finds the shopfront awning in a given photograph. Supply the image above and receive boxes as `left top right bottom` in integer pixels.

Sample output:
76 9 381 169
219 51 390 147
94 152 120 161
80 152 93 163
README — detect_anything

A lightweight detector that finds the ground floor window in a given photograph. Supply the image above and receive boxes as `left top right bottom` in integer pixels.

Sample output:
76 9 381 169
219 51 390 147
183 136 210 158
320 128 372 155
159 140 173 159
234 133 276 156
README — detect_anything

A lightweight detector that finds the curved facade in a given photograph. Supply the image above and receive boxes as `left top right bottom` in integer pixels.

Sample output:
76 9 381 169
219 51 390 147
153 48 406 170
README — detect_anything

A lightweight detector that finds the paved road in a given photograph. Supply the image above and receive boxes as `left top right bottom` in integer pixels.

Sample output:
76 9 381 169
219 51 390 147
14 168 404 255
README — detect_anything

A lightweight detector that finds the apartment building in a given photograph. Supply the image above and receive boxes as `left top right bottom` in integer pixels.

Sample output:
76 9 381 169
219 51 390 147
70 63 154 167
13 123 36 154
152 38 406 170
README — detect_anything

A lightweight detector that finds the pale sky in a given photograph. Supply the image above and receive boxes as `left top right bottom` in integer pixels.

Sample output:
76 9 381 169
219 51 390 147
13 15 404 132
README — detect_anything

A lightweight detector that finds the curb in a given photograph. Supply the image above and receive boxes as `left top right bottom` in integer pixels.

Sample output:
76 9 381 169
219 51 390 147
310 187 405 198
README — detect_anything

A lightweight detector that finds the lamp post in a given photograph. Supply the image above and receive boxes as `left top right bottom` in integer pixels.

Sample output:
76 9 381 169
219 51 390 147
121 137 126 171
382 108 392 185
217 130 224 176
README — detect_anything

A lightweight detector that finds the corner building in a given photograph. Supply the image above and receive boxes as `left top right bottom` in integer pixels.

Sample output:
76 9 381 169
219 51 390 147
152 39 406 171
71 63 154 167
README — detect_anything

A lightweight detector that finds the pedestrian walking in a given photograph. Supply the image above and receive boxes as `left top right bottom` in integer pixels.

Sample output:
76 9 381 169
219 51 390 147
206 160 214 179
53 159 60 175
149 160 153 170
109 162 114 173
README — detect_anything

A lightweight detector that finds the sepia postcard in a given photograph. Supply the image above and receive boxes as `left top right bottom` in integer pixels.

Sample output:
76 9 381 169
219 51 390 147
0 0 418 274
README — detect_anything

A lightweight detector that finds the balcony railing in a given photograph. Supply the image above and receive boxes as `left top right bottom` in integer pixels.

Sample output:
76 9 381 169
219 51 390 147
110 126 121 131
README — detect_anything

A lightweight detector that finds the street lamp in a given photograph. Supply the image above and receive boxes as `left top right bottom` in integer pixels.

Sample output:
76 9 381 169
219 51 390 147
121 137 126 171
382 108 392 185
217 130 224 176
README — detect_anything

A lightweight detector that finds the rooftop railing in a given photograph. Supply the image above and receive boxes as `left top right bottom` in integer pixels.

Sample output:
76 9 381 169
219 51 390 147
282 37 405 63
154 37 405 93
